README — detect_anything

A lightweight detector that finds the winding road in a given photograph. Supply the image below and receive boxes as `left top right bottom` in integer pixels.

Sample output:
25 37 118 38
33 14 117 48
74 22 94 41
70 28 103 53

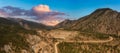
54 36 113 53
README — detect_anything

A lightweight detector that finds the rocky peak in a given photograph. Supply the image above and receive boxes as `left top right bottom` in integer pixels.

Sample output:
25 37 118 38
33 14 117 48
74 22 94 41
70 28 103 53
95 8 112 11
90 8 118 17
84 8 120 21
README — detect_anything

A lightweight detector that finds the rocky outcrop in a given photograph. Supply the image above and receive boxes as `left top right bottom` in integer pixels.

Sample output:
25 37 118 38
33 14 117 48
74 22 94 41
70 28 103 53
25 31 55 53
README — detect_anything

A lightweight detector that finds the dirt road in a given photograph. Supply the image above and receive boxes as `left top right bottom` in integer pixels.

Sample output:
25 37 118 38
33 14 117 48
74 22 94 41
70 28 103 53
54 36 113 53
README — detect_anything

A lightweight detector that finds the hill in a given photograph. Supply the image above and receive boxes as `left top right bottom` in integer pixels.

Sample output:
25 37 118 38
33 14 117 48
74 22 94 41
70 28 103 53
56 8 120 35
0 17 37 53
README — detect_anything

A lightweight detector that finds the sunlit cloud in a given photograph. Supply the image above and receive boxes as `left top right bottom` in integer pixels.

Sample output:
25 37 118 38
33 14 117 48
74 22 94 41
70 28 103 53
0 4 66 26
33 4 51 12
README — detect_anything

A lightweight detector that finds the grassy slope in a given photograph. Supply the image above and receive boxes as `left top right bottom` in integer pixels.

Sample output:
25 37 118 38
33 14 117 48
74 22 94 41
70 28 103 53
58 42 120 53
0 17 37 52
58 32 120 53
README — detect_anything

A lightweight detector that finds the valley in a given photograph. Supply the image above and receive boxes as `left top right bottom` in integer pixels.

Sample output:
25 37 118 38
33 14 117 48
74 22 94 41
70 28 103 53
1 8 120 53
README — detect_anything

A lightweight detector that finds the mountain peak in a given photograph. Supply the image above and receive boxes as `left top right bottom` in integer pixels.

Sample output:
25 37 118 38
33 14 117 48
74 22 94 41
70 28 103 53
89 8 118 18
93 8 118 14
56 8 120 35
96 8 112 11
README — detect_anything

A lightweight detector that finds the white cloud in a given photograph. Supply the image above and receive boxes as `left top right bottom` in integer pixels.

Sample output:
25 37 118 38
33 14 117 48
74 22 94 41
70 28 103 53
33 4 51 13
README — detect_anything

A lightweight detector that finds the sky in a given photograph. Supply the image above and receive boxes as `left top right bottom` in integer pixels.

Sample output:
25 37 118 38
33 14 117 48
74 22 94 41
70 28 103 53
0 0 120 26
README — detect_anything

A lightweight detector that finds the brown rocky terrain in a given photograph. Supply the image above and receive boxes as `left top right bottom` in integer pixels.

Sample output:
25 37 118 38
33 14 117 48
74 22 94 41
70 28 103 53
56 8 120 35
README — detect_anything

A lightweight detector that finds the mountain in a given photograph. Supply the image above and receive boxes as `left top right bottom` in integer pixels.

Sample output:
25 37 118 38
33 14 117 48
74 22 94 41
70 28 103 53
56 8 120 35
0 17 38 53
0 17 57 53
7 18 51 30
1 8 120 53
55 19 75 29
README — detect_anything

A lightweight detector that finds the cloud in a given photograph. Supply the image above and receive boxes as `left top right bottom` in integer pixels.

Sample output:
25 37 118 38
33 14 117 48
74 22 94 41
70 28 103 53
32 5 65 20
32 5 65 26
1 6 34 16
33 4 51 12
0 5 66 26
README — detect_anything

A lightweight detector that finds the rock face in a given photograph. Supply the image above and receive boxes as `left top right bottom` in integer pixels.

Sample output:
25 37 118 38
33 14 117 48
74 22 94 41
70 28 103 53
56 8 120 35
25 31 55 53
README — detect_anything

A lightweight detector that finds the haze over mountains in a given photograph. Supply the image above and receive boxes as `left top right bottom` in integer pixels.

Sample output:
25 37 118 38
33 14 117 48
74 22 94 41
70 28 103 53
0 5 65 26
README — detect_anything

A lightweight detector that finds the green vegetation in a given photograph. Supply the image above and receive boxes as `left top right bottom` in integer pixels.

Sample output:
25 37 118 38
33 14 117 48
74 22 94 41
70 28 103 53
58 42 120 53
0 17 37 52
57 31 120 53
79 32 109 40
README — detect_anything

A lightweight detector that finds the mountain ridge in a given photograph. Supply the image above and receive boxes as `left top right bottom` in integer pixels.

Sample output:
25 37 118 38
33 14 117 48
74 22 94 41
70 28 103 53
56 8 120 35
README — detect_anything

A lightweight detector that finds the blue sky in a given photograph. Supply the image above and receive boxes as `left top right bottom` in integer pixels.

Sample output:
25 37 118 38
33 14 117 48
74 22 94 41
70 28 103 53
0 0 120 19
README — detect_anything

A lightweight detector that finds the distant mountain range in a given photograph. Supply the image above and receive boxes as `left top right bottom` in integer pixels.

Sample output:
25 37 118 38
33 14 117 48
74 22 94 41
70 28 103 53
1 8 120 35
7 18 53 30
56 8 120 35
0 8 120 53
